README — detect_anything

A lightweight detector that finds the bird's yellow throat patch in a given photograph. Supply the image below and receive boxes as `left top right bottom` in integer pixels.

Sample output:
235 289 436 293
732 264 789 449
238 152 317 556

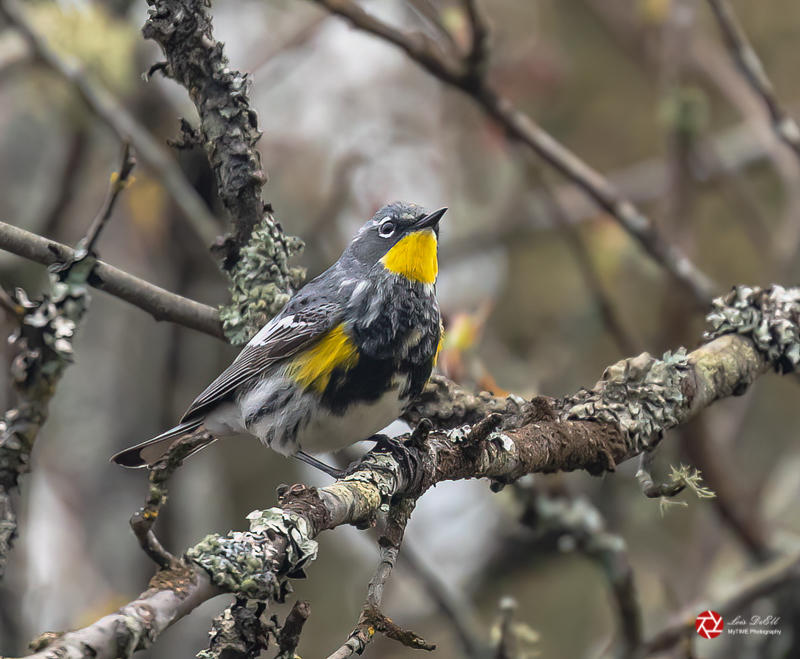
286 324 359 392
381 229 438 284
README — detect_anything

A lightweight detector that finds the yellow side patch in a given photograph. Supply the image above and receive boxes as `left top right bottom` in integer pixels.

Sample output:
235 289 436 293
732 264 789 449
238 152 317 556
286 324 359 392
434 326 444 365
381 229 438 284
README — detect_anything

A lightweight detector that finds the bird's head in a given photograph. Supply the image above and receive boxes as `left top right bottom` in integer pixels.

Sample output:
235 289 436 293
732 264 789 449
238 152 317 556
345 201 447 285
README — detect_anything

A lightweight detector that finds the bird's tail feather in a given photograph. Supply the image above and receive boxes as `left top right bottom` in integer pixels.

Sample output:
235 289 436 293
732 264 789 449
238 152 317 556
111 419 210 468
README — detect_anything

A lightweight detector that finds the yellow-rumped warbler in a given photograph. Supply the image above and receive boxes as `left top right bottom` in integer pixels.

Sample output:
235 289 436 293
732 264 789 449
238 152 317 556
111 202 446 476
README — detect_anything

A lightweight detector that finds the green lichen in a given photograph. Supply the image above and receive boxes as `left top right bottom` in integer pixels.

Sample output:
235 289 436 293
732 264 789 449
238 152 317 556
246 508 318 570
564 349 691 452
218 217 305 345
343 452 402 503
186 532 282 600
186 509 317 601
704 285 800 373
667 464 715 499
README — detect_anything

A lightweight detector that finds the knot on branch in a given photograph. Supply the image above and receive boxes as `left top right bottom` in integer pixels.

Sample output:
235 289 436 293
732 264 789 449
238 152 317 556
197 599 272 659
562 349 691 453
186 509 318 600
704 285 800 373
218 216 305 344
403 374 525 429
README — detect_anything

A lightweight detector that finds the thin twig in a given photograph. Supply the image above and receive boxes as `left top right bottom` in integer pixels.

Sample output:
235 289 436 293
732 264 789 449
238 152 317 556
635 451 686 500
492 597 519 659
706 0 800 161
81 142 136 255
131 432 214 569
309 0 716 305
38 126 89 240
516 483 642 656
462 0 490 79
0 220 224 339
326 498 435 658
0 0 221 247
406 0 460 56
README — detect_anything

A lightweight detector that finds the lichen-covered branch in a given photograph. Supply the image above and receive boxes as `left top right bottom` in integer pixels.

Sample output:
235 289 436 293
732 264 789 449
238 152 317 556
308 0 716 305
17 284 799 659
0 149 136 579
142 0 305 342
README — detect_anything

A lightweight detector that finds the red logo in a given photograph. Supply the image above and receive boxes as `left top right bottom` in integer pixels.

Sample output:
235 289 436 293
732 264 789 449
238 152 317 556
696 610 724 639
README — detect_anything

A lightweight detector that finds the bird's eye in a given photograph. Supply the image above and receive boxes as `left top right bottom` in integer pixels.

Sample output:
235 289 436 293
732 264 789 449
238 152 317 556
378 221 396 238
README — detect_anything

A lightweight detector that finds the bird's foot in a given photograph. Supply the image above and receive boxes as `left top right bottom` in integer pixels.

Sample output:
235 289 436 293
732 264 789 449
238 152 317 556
365 433 419 475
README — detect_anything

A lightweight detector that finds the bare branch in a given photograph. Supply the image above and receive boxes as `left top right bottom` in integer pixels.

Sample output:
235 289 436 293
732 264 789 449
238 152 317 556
398 542 489 658
309 0 716 305
516 483 642 656
706 0 800 161
531 165 640 355
0 0 221 247
0 220 224 339
462 0 490 80
130 432 216 569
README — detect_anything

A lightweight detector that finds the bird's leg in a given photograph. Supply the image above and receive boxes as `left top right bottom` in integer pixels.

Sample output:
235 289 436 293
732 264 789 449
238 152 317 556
294 450 345 479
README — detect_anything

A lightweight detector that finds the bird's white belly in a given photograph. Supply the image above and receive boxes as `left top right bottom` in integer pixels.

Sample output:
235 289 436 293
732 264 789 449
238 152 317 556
295 386 407 455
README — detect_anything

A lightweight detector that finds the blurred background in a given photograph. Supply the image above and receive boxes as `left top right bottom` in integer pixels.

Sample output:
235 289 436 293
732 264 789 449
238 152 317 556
1 0 800 657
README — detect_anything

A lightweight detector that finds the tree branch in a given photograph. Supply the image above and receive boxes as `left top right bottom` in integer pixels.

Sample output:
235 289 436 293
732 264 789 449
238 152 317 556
327 497 434 658
0 150 136 579
0 220 224 339
706 0 800 161
142 0 304 343
16 284 799 659
308 0 716 305
142 0 303 269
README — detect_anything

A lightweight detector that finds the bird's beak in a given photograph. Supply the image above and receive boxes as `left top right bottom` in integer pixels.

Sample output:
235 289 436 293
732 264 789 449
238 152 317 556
414 207 447 230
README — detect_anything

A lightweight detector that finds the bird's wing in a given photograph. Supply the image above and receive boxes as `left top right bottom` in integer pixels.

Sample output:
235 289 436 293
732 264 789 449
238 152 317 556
181 301 341 421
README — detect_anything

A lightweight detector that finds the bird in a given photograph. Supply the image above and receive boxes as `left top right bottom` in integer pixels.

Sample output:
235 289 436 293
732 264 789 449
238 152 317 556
111 201 446 477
